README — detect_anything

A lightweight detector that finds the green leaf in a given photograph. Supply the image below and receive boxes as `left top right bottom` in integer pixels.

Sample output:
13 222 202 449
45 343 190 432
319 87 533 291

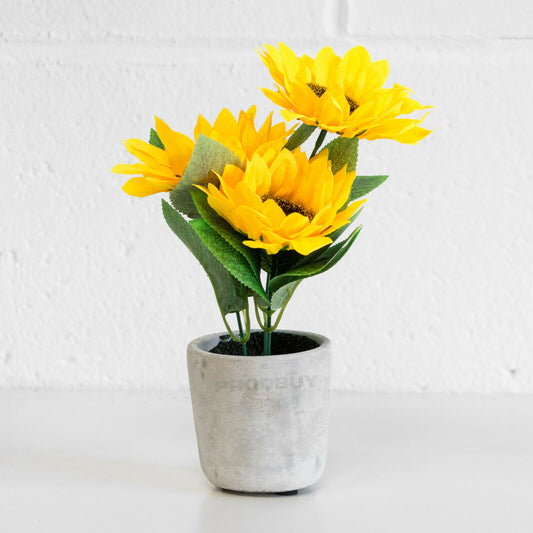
268 226 362 296
326 206 364 242
149 128 164 150
349 175 388 201
283 123 317 151
269 261 329 295
313 225 362 275
272 249 303 276
269 280 301 311
255 278 301 312
189 218 268 303
162 199 248 315
190 189 260 277
260 251 272 275
320 136 359 174
170 134 242 219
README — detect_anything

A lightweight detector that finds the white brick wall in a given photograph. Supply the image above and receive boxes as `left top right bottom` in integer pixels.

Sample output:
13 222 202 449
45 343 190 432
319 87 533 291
1 0 532 391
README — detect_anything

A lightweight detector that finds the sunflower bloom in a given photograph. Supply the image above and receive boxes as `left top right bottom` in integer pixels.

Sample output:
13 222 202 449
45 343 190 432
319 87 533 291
197 149 365 256
112 117 194 197
194 105 294 164
259 43 432 144
112 106 293 197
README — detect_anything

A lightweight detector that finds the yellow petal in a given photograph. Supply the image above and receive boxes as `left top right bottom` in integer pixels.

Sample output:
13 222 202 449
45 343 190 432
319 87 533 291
278 212 310 238
261 199 286 229
243 239 283 255
194 114 213 139
314 46 341 86
213 108 239 136
112 163 156 176
123 138 169 168
154 117 194 175
290 236 332 255
269 149 298 197
122 178 174 198
338 46 372 89
356 59 389 99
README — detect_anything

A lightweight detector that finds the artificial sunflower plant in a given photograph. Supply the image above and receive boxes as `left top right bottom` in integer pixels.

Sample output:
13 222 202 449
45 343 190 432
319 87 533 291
113 43 432 356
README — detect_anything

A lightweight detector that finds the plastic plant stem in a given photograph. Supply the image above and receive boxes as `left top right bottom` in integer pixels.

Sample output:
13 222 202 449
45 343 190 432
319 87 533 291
263 256 278 355
263 271 272 356
310 129 327 158
254 301 267 329
220 303 251 345
283 123 316 151
236 312 248 356
254 279 301 333
270 280 301 330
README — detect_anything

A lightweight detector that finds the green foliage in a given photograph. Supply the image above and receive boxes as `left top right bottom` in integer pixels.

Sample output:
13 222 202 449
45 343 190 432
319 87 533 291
327 207 364 242
170 134 242 219
283 123 316 151
149 128 164 150
260 252 273 275
190 189 260 277
269 280 301 312
161 199 248 315
189 218 268 303
267 226 363 300
349 175 388 201
321 136 359 174
159 119 378 335
274 249 304 277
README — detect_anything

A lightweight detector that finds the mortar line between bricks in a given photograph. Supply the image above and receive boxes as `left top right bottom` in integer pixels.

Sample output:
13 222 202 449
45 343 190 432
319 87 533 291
1 34 532 49
1 36 533 67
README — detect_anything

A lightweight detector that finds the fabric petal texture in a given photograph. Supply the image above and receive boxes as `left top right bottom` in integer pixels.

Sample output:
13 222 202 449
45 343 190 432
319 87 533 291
197 149 366 256
113 107 294 197
258 42 432 144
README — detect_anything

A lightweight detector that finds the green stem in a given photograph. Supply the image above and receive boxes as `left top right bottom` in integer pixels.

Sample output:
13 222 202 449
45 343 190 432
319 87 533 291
262 256 280 356
254 300 266 329
236 312 247 356
220 302 251 347
271 280 301 330
310 129 327 158
263 272 272 356
283 123 317 151
221 313 243 343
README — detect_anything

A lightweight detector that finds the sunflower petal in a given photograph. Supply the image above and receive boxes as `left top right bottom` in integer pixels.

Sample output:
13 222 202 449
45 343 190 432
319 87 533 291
122 178 174 197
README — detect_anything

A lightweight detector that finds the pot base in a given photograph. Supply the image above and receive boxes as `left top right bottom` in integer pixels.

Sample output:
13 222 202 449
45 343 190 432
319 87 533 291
221 488 300 496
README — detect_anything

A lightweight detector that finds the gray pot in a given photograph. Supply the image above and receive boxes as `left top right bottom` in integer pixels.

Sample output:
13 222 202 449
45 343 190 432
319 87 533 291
187 330 331 493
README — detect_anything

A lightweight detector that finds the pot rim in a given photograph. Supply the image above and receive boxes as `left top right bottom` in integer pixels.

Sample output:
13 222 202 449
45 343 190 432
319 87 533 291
188 329 330 361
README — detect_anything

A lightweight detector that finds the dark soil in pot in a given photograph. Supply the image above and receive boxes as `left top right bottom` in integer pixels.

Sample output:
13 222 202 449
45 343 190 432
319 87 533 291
209 331 319 356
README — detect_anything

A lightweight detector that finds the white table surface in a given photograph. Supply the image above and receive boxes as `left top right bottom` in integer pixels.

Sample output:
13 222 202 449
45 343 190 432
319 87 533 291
1 390 532 532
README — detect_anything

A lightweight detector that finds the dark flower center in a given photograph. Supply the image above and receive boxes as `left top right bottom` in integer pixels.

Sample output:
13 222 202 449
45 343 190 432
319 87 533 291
307 82 359 113
307 82 327 98
264 196 314 221
345 95 359 114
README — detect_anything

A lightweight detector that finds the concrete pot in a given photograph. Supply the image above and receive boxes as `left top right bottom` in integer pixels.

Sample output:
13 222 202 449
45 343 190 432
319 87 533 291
187 330 331 493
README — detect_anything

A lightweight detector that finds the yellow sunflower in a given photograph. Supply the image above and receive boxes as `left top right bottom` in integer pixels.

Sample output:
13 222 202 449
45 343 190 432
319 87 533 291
194 106 294 164
112 106 293 197
258 42 432 144
112 117 194 197
196 149 365 256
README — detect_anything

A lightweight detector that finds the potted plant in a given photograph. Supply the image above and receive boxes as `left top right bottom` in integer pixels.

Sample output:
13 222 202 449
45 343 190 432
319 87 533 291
112 42 431 493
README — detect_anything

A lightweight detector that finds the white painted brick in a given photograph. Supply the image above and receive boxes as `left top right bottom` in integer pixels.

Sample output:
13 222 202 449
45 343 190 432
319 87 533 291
0 0 326 41
1 4 533 392
346 0 533 38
